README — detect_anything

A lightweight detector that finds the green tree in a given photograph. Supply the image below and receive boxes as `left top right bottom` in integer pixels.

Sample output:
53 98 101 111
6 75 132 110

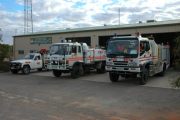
174 36 180 60
0 44 11 62
172 36 180 88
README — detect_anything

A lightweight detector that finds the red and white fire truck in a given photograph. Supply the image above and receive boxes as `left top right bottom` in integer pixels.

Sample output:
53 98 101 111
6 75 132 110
47 40 106 78
106 34 170 85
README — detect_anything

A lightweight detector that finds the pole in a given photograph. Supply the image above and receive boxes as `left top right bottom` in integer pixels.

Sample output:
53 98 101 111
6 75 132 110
0 28 2 43
24 0 26 34
118 8 120 25
30 0 33 33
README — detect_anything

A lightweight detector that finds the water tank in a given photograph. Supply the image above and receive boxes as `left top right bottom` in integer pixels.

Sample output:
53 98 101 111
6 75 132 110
82 43 89 51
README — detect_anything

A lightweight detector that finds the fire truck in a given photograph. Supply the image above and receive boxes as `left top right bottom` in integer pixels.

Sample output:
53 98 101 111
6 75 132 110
47 40 106 78
106 35 170 85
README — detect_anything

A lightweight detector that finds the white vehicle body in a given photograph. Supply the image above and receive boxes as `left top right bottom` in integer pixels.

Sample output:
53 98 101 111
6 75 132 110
10 53 49 74
106 36 170 85
47 41 106 78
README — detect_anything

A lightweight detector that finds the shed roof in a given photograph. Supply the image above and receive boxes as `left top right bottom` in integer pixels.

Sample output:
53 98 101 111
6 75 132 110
14 19 180 37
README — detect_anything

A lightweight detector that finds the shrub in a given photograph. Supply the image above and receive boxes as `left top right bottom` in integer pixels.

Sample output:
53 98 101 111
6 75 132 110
174 59 180 70
0 61 10 72
173 36 180 70
171 77 180 88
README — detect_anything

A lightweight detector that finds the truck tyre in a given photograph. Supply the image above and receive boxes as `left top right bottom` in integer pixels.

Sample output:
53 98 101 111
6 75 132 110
79 64 84 76
22 65 30 74
11 69 18 74
97 62 106 73
53 70 62 77
139 68 148 85
109 72 119 82
71 64 83 79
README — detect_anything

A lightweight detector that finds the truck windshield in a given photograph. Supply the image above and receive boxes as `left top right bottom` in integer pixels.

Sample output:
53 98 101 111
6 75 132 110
24 54 34 59
50 44 70 55
107 38 138 58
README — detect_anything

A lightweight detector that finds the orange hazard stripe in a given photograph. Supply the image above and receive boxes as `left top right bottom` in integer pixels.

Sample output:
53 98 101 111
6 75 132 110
87 56 106 60
95 56 106 59
139 56 152 61
152 56 158 58
139 57 152 60
67 56 105 61
140 56 158 60
68 57 83 61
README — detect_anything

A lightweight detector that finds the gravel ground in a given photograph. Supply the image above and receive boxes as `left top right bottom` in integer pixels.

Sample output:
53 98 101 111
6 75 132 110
0 69 180 120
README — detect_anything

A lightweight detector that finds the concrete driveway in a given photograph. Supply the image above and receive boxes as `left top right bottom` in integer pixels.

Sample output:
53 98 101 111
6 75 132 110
0 68 180 120
32 68 180 89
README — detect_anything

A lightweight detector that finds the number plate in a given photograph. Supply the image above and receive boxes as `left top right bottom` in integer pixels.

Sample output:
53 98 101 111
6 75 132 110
116 58 124 61
117 67 123 70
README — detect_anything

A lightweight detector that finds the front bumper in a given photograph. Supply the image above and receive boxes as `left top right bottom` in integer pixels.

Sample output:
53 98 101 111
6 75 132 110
47 64 71 71
10 63 22 71
106 65 141 73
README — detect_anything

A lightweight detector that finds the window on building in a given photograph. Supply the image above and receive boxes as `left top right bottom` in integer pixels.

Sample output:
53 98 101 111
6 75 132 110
30 37 52 45
30 50 37 53
30 50 34 53
18 50 24 54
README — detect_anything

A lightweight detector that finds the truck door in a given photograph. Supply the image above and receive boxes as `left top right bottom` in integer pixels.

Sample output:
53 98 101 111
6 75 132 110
140 41 151 61
33 55 42 69
77 45 82 57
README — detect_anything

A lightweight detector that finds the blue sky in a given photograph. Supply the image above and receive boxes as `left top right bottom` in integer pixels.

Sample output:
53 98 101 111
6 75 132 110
0 0 180 45
0 0 23 11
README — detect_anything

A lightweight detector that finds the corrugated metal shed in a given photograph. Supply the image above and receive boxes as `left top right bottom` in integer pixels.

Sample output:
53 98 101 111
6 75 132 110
14 19 180 37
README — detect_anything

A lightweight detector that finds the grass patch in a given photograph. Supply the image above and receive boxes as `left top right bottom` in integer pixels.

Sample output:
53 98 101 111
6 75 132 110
174 59 180 70
171 77 180 88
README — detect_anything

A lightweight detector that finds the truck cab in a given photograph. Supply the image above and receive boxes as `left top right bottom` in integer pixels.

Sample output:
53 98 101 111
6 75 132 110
106 36 140 73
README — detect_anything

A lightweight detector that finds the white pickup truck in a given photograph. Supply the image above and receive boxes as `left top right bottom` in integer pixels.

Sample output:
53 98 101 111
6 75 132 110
10 53 49 74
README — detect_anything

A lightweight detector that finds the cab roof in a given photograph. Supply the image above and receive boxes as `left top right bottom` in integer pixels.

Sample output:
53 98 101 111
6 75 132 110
112 36 150 41
52 42 81 46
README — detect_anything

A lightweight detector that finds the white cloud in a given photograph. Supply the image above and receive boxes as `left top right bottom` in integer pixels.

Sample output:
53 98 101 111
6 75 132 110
0 0 180 44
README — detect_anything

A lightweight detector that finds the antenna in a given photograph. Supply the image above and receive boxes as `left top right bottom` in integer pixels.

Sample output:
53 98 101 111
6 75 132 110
24 0 33 34
0 28 2 42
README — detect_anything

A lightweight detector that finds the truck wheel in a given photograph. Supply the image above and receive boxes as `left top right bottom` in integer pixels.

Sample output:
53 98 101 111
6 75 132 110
11 69 18 74
79 64 84 76
22 65 30 74
53 70 62 77
139 69 148 85
109 72 119 82
71 64 81 79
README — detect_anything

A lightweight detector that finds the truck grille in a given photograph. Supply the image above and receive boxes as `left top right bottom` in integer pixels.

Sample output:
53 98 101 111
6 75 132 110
113 61 128 66
10 62 21 69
